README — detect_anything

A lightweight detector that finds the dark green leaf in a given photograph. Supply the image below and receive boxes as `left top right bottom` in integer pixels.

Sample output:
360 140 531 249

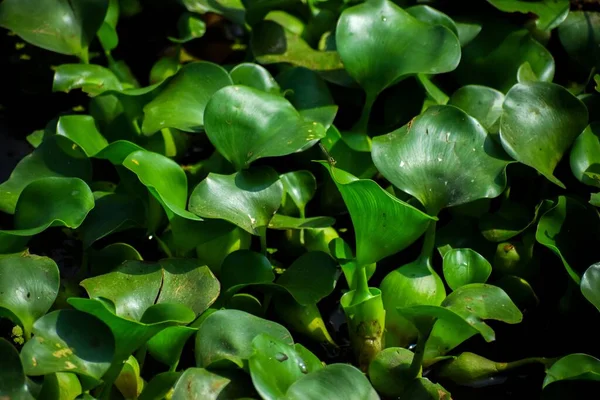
169 12 206 43
368 347 417 397
0 338 34 399
268 214 335 230
0 136 92 214
448 85 504 134
53 64 123 95
0 0 108 60
181 0 245 26
281 170 316 214
172 368 254 399
443 248 492 290
581 263 600 311
204 85 325 170
372 105 509 215
500 82 588 188
230 63 280 94
249 334 323 400
20 310 114 380
189 166 283 235
139 372 180 400
543 354 600 388
195 309 292 368
142 62 232 134
147 326 197 367
56 115 109 157
570 123 600 188
0 254 60 338
558 11 600 70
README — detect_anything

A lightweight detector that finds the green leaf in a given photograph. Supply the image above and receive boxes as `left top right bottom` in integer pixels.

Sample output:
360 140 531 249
0 254 60 338
220 250 275 295
268 214 335 230
276 251 339 305
230 63 280 94
53 64 123 96
142 62 232 134
448 85 504 134
79 192 145 248
372 105 509 215
320 126 376 180
147 326 197 367
536 196 600 284
336 0 460 103
172 368 254 399
169 12 206 43
277 67 334 111
0 0 108 60
56 115 109 157
0 338 34 399
68 298 195 370
123 150 200 220
20 310 115 380
195 309 293 368
88 242 143 276
500 82 588 188
543 354 600 388
423 284 522 359
115 356 143 399
81 259 220 321
189 167 283 235
281 170 317 214
558 11 600 70
455 29 554 92
139 372 180 400
322 163 433 265
401 378 451 400
285 364 380 400
487 0 569 30
443 248 492 291
182 0 245 26
406 5 458 36
581 263 600 311
149 56 180 85
251 21 344 73
479 200 538 242
368 347 417 397
38 372 83 400
494 275 539 311
0 178 94 239
249 334 323 400
570 123 600 188
0 136 92 214
272 295 335 345
204 85 325 170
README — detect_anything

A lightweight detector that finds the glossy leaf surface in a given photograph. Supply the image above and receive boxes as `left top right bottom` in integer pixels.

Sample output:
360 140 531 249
581 263 600 311
487 0 569 30
500 82 588 187
372 105 509 214
543 354 600 388
0 338 34 399
204 85 325 170
570 123 600 188
443 248 492 290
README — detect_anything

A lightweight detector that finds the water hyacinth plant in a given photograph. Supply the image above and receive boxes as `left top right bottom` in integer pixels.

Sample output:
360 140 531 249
0 0 599 398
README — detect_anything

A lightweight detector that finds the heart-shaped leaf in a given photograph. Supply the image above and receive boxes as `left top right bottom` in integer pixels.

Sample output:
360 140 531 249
142 62 232 134
172 368 254 399
230 63 280 94
204 85 326 170
20 310 115 380
0 0 108 61
123 150 200 220
285 364 380 400
336 0 460 111
422 284 522 359
53 64 123 95
322 163 434 266
0 178 94 240
443 248 492 291
455 29 554 92
220 250 275 296
543 354 600 389
89 242 143 276
581 263 600 311
81 259 220 321
448 85 504 134
536 196 600 284
189 166 283 235
487 0 569 30
372 105 509 215
276 67 334 111
195 309 293 368
249 334 323 400
0 136 92 214
570 123 600 188
0 254 60 338
0 338 34 399
558 11 600 71
500 82 588 187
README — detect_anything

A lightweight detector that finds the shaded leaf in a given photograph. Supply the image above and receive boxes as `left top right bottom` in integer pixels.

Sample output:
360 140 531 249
487 0 569 30
172 368 254 399
543 354 600 388
570 123 600 188
581 263 600 311
230 63 280 94
448 85 504 134
443 248 492 291
0 338 34 399
53 64 123 96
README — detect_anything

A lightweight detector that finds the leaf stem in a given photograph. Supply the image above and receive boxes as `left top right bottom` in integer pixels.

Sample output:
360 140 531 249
299 208 306 245
353 91 377 133
408 332 427 379
351 264 372 306
260 231 268 256
418 220 437 264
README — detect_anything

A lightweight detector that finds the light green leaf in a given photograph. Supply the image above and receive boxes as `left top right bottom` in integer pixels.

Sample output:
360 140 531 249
443 248 492 291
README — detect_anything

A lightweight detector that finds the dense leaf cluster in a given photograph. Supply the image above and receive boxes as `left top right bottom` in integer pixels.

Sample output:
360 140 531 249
0 0 599 399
